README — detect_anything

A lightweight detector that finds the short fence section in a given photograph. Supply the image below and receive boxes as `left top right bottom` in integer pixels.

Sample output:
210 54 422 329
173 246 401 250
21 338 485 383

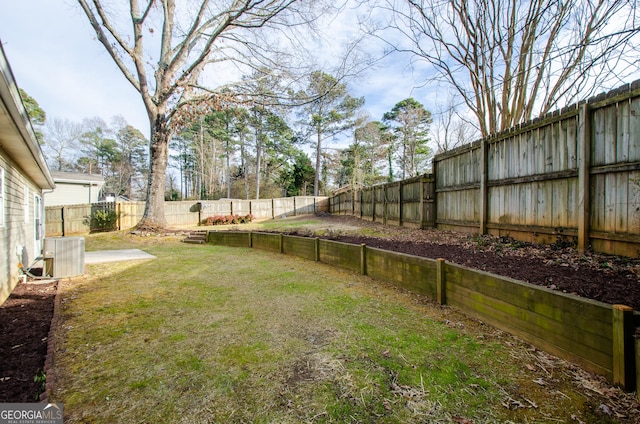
45 196 328 236
331 175 435 229
207 230 638 392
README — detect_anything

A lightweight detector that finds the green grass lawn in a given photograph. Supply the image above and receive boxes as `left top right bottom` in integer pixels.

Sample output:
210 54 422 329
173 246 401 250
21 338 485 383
54 233 622 423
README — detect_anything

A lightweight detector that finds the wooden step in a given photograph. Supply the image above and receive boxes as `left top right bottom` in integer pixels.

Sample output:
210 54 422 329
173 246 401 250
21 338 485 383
182 231 208 244
183 239 205 244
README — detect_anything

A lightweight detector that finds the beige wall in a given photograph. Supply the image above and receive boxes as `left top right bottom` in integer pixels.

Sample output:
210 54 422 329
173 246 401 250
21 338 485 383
45 181 103 206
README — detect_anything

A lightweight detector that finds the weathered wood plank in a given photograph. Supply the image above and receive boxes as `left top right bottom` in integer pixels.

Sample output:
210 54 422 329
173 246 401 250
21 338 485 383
604 104 618 166
445 264 612 328
446 283 612 357
446 287 613 377
208 231 251 248
630 98 640 162
283 235 316 261
592 174 606 232
544 121 554 173
612 305 635 389
366 248 437 298
566 116 578 170
617 99 630 163
615 173 629 234
251 232 281 252
319 239 361 273
593 107 606 167
604 173 617 233
630 171 640 236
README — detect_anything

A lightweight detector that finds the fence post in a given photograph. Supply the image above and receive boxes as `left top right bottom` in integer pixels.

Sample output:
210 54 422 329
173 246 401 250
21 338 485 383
383 185 387 225
61 206 66 237
279 233 284 253
352 190 356 216
360 244 367 275
612 304 635 390
249 231 253 248
577 103 591 253
479 139 488 235
636 338 640 401
398 180 403 226
372 187 377 222
436 258 446 305
315 237 320 261
117 203 122 230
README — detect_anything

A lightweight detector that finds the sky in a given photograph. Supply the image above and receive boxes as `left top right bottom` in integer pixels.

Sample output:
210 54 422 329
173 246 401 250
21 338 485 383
0 0 437 144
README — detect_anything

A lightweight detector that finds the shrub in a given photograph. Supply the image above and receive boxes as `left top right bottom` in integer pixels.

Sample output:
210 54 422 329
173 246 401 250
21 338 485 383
89 209 119 232
202 214 253 226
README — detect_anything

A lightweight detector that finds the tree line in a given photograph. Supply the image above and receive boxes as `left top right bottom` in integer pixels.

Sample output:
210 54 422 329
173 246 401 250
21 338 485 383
25 72 434 202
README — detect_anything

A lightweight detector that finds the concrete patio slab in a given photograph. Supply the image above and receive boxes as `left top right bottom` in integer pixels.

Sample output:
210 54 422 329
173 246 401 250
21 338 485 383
84 249 157 265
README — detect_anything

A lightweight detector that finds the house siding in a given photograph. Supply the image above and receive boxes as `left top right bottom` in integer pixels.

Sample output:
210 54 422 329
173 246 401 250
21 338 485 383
45 181 101 206
0 147 43 305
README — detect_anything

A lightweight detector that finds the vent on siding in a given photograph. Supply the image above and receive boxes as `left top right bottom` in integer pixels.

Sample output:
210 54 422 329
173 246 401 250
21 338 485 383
43 237 85 278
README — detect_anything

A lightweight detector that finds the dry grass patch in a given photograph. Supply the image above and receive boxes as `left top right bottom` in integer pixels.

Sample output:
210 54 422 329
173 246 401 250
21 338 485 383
52 233 636 423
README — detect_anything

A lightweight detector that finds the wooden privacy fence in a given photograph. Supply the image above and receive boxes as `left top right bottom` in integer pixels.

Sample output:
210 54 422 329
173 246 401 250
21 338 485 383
331 80 640 257
207 230 639 392
434 82 640 257
330 175 436 229
45 196 328 236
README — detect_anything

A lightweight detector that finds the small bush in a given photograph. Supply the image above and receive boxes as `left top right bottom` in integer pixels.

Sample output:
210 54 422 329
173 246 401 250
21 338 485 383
89 209 119 232
202 214 253 226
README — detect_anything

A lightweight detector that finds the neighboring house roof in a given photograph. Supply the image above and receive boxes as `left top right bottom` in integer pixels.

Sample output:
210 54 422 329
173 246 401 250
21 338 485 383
50 171 104 185
0 42 54 190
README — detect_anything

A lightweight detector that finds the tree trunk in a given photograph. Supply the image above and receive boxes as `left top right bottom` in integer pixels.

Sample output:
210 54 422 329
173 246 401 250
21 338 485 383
255 126 262 200
137 115 169 230
314 129 321 196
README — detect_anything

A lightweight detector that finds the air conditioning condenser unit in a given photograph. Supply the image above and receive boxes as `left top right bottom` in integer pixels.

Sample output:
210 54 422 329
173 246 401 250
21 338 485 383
43 237 85 278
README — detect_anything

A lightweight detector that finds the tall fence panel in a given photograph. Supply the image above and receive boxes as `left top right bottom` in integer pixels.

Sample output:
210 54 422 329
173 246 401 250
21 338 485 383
431 82 640 256
435 143 481 230
118 202 145 229
589 96 640 256
45 204 92 236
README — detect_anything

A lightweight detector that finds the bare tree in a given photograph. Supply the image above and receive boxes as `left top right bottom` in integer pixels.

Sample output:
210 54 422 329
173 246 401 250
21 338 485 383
380 0 640 137
42 118 84 171
433 96 478 154
77 0 324 230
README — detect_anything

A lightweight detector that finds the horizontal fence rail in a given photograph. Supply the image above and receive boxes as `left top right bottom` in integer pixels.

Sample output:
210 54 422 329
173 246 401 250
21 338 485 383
45 196 328 236
207 230 639 392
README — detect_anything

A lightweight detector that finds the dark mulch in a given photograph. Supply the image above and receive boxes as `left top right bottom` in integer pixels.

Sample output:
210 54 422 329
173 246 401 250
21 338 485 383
329 234 640 310
272 213 640 310
0 282 56 402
